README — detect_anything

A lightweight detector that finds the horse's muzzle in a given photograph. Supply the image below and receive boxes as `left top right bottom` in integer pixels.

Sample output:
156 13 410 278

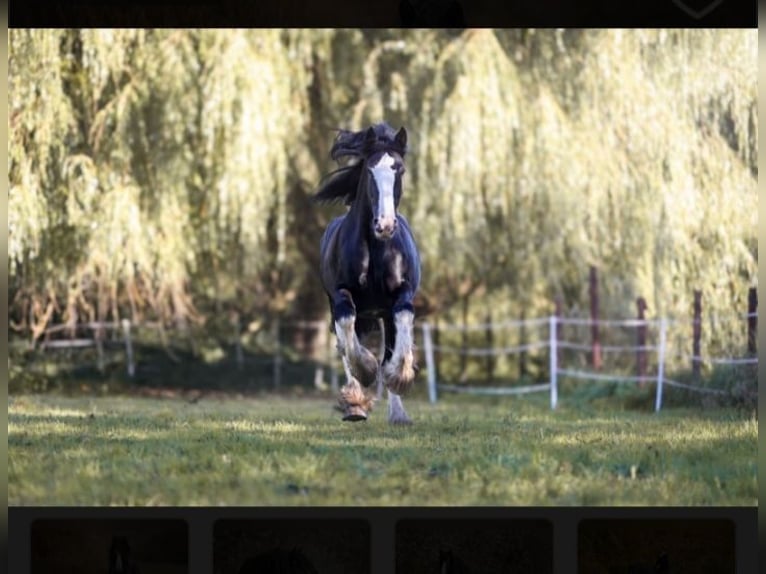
374 217 397 240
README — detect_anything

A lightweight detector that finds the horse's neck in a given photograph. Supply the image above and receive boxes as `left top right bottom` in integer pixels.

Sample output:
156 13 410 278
347 179 374 240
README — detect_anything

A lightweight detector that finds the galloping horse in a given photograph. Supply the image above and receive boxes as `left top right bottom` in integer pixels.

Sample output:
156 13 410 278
315 123 421 424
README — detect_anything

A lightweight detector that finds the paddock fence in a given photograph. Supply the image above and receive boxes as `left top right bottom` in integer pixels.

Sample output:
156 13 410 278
421 307 757 412
11 285 757 413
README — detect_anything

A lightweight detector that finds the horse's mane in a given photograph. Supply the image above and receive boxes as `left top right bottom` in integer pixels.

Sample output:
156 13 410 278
313 123 407 205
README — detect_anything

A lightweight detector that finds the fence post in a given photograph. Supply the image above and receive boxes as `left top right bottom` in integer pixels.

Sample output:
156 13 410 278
590 265 602 370
423 322 437 404
326 325 339 394
655 317 667 413
485 310 494 384
747 287 757 355
231 312 244 371
519 308 528 378
692 289 702 382
314 320 328 391
549 308 559 411
121 319 135 378
272 316 282 390
636 297 647 387
95 328 105 373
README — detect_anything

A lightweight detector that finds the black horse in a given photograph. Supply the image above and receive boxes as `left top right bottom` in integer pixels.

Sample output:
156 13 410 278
315 123 421 424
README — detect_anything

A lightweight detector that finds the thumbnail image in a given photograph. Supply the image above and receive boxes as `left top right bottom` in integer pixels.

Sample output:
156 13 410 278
31 519 187 574
396 518 553 573
578 518 735 573
214 519 370 574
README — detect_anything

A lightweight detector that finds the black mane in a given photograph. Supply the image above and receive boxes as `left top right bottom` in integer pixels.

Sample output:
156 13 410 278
313 122 407 205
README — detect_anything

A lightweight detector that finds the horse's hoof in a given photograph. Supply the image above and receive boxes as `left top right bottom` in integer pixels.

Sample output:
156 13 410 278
342 405 368 422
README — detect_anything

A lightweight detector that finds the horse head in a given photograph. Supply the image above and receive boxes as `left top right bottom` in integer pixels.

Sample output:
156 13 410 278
315 123 409 241
362 125 407 240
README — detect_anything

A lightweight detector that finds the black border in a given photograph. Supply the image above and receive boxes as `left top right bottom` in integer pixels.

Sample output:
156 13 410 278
10 506 758 573
8 0 758 27
6 12 759 574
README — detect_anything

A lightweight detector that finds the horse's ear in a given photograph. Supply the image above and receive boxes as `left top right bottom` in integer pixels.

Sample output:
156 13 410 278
395 127 407 148
366 126 377 142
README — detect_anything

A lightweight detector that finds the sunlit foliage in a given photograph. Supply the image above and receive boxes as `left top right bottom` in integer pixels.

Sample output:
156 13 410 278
9 30 757 361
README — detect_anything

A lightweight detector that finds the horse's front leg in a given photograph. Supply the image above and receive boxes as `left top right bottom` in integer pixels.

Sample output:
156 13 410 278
333 289 378 421
383 286 418 399
380 314 413 425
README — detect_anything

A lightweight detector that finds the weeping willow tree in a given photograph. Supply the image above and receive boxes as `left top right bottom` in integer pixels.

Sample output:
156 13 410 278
9 29 757 369
9 29 316 336
402 30 755 348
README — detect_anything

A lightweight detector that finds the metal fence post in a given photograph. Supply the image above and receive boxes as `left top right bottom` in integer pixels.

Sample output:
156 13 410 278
422 322 437 404
549 314 558 410
121 319 135 378
655 317 667 413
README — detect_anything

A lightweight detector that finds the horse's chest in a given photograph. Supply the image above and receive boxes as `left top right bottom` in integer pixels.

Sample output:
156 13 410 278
350 246 405 314
362 247 405 292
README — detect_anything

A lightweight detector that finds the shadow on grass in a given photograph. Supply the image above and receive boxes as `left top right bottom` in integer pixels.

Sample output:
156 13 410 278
9 337 325 397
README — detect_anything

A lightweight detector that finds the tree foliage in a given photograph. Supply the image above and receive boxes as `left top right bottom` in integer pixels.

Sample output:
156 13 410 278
9 30 757 357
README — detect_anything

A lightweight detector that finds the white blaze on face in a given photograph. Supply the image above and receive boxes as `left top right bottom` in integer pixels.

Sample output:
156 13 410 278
370 153 397 236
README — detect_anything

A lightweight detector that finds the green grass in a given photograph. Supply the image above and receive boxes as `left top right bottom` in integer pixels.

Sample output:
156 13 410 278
8 392 757 506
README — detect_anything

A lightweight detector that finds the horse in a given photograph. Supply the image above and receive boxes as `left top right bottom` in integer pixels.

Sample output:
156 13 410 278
314 122 421 424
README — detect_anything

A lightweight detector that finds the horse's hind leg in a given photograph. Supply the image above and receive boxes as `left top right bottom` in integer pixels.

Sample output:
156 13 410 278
387 389 412 425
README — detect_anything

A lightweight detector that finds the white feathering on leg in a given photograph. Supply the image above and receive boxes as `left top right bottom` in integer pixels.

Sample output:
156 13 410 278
384 310 416 394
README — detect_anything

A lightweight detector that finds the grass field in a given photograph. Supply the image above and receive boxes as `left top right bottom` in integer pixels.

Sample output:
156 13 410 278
8 391 757 506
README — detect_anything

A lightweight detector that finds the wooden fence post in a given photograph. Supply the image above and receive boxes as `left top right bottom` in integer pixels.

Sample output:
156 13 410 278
636 297 647 387
231 312 244 371
121 319 135 378
655 317 667 413
590 265 602 370
272 316 282 390
747 287 757 355
692 290 702 382
485 310 494 383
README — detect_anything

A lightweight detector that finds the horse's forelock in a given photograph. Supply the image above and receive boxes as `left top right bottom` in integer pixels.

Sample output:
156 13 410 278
331 124 407 163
